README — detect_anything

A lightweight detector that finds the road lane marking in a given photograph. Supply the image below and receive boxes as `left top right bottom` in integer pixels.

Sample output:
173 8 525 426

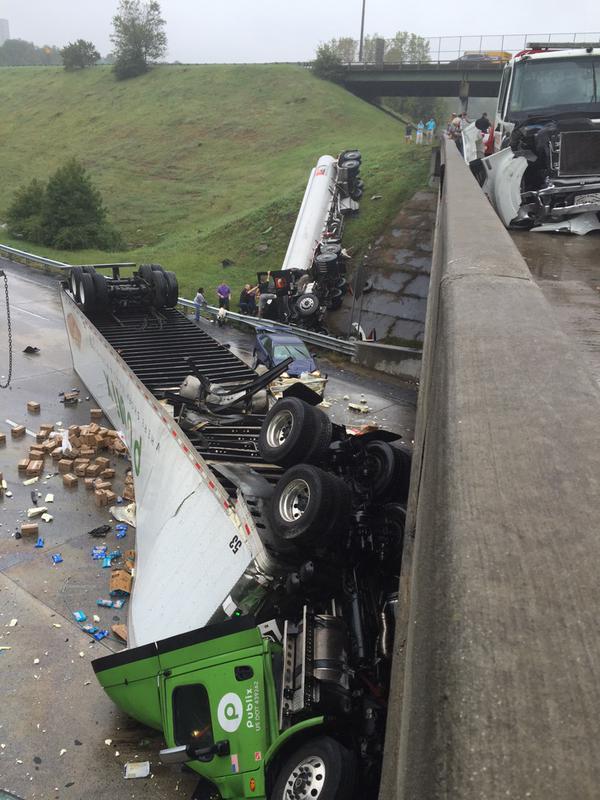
13 305 50 321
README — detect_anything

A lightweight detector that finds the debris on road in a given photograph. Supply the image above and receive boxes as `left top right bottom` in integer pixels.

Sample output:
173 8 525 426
27 401 41 413
35 537 45 548
51 553 63 564
9 619 17 627
111 624 128 642
44 493 54 503
88 524 111 538
23 345 40 354
124 761 150 779
21 523 39 536
73 611 87 623
11 425 26 439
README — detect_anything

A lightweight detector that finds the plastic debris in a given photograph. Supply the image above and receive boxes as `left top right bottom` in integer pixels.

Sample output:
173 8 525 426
23 346 40 354
92 545 108 560
41 513 53 523
5 490 13 497
93 615 100 623
22 477 38 486
33 658 40 665
110 503 137 527
82 624 99 635
102 557 112 568
9 619 18 627
93 630 109 641
0 646 12 652
88 524 111 538
112 598 126 610
35 537 45 548
52 623 62 628
45 493 54 503
51 553 63 564
73 611 87 623
59 748 67 757
104 739 113 746
27 506 47 518
125 761 151 779
97 599 114 608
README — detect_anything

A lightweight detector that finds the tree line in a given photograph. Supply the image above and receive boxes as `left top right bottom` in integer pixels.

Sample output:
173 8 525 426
0 0 167 80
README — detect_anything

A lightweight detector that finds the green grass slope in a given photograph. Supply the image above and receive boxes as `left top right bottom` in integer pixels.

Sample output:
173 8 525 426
0 65 430 300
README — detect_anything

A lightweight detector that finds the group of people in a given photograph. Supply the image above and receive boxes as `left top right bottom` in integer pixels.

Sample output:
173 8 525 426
405 117 437 144
193 272 280 323
446 111 491 140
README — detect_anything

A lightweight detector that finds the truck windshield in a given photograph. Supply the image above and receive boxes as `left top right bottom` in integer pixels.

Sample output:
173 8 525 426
508 57 600 120
173 684 214 748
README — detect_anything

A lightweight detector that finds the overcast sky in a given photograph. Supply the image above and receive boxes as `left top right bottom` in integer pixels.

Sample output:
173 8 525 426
0 0 598 62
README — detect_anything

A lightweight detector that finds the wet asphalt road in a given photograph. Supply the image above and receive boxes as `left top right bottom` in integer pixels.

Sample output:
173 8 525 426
0 258 416 800
512 231 600 385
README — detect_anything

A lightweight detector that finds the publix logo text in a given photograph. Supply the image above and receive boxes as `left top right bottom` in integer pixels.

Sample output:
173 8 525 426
104 371 142 476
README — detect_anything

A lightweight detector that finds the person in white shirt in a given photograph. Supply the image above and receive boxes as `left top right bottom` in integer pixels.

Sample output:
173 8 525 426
194 287 206 322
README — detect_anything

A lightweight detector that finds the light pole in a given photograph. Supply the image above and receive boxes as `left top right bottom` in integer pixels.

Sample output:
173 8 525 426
358 0 366 62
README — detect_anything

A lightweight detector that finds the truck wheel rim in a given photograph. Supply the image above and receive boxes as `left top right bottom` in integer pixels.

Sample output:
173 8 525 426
279 479 310 522
79 281 86 304
70 273 78 297
267 409 293 448
284 755 326 800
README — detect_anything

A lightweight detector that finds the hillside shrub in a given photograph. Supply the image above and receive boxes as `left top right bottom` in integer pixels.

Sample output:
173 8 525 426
6 159 124 251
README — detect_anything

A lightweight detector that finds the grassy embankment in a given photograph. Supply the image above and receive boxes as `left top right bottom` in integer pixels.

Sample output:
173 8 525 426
0 64 431 301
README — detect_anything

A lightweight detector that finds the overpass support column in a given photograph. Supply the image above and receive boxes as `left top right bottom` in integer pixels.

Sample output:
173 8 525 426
459 79 470 113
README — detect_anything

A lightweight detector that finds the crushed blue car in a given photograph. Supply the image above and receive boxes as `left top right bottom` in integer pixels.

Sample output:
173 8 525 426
252 328 318 377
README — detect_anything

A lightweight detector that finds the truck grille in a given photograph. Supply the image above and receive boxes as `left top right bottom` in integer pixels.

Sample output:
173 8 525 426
559 131 600 177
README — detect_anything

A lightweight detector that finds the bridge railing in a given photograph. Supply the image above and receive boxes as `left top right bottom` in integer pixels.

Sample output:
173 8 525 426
380 138 600 798
349 31 600 65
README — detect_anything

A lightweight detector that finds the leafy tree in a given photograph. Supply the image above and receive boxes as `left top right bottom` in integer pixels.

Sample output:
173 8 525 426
312 43 345 83
110 0 167 80
385 32 430 64
6 160 123 251
60 39 100 70
328 37 357 64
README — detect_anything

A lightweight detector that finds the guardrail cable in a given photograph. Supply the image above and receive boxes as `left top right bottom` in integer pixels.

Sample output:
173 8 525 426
0 270 13 388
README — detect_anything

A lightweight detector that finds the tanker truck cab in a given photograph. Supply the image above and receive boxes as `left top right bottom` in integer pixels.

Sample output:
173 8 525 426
93 614 363 800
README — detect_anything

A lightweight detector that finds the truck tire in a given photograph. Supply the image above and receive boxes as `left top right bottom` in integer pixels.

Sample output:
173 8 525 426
269 465 347 545
151 270 167 309
295 293 320 319
70 267 83 301
271 736 356 800
78 273 96 315
340 159 360 175
380 502 406 559
138 264 155 285
91 270 109 311
258 398 331 467
163 270 179 307
356 441 412 502
339 150 362 163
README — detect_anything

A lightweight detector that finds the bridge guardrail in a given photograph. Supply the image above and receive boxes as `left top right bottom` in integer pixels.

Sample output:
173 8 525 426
176 298 359 358
380 138 600 798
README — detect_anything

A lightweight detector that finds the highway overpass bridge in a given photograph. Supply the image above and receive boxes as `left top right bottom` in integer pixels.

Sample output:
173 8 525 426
342 62 503 101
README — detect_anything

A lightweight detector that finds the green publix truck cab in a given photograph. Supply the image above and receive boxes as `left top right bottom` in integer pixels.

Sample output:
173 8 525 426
93 609 372 800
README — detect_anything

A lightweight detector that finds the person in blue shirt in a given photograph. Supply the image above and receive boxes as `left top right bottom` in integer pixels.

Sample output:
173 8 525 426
425 117 437 143
416 120 425 144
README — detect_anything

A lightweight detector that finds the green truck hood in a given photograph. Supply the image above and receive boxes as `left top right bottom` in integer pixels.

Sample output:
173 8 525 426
92 616 259 730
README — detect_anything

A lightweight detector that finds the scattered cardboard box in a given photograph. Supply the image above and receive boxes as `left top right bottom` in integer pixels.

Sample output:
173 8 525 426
21 523 39 536
27 401 41 413
62 473 78 488
11 425 26 439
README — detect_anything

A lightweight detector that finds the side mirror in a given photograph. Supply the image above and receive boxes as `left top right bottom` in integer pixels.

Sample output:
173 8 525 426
160 740 230 765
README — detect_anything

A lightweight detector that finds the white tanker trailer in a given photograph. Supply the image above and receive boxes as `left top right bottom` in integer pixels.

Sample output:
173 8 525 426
258 150 363 332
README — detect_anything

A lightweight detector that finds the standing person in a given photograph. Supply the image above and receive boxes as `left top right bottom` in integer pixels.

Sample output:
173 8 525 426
194 286 206 322
475 111 491 133
416 120 425 145
459 111 470 130
216 281 231 310
239 284 257 315
405 122 413 143
425 117 436 143
257 271 276 319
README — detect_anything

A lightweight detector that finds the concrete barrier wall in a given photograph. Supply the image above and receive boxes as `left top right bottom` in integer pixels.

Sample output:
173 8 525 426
353 341 421 382
380 141 600 799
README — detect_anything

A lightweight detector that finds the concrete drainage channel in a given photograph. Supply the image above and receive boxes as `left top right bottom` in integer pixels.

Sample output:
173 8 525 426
0 244 423 382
